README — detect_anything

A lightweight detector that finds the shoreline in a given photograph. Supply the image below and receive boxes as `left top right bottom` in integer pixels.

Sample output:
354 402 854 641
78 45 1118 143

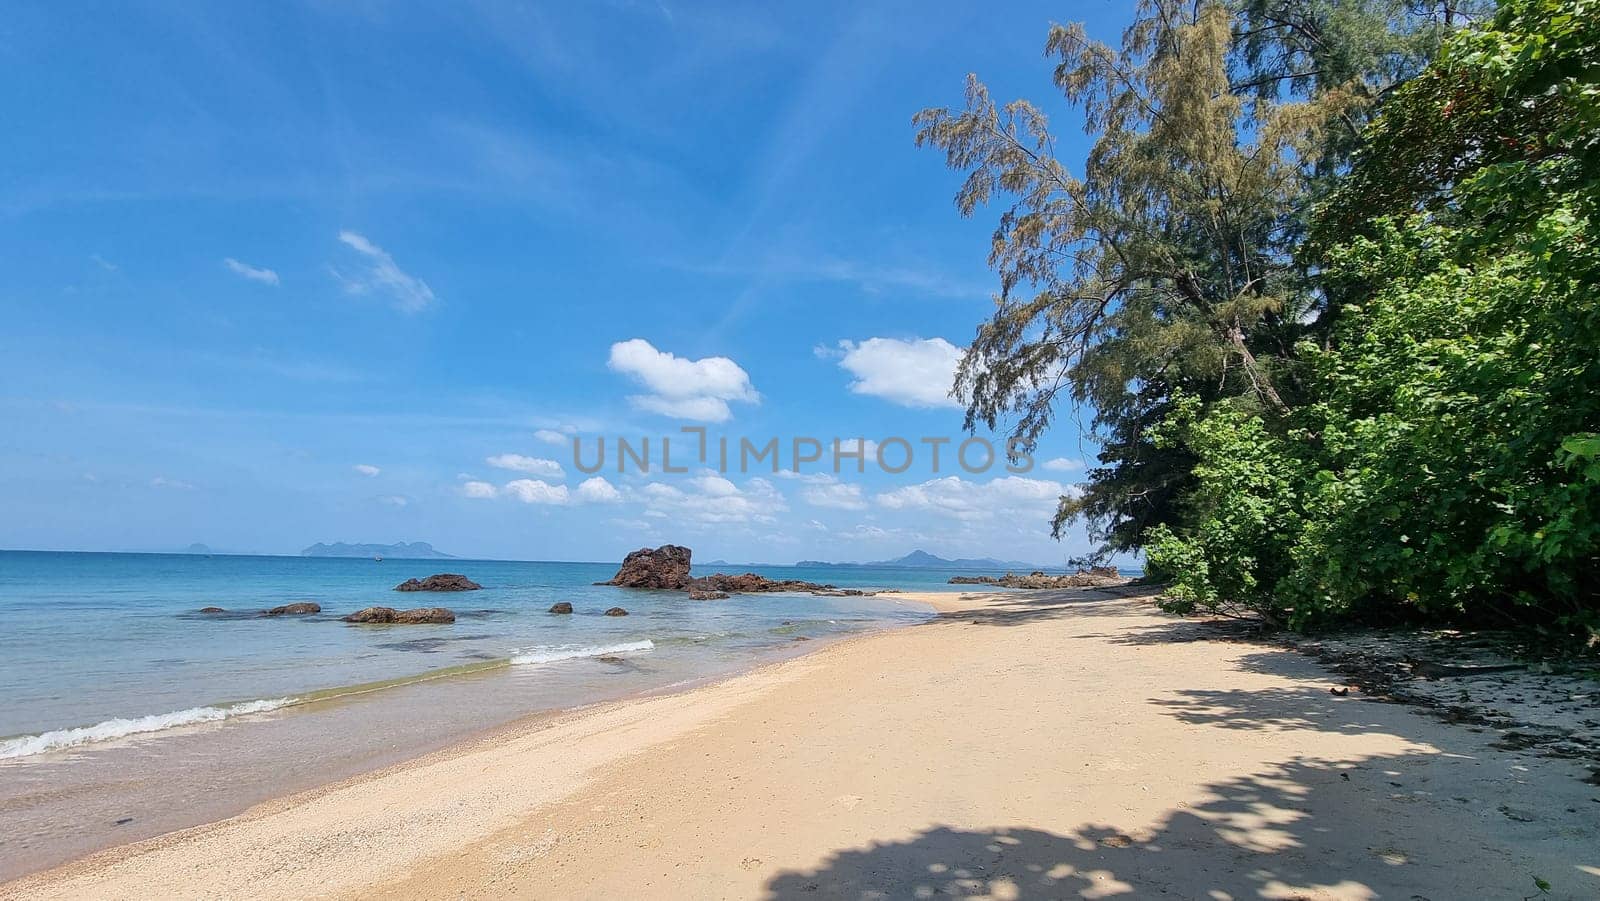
7 587 1596 900
0 591 942 882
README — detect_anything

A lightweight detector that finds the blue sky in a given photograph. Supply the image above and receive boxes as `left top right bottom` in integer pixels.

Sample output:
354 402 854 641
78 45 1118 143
1 0 1130 564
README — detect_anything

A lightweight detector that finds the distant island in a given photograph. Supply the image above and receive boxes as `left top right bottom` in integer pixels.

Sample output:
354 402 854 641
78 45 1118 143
794 549 1062 571
301 541 455 559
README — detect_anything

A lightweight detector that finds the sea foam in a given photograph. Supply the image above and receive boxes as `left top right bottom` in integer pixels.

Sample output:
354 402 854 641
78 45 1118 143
0 698 296 761
511 639 655 665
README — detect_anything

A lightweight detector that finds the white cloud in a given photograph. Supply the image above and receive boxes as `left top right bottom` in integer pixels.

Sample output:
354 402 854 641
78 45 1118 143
636 472 787 524
875 475 1066 521
461 480 499 499
608 338 758 423
630 394 741 422
533 428 569 445
333 231 435 313
377 494 409 507
504 479 570 505
800 477 867 510
849 524 892 540
224 257 280 285
576 476 623 503
1042 457 1083 472
830 337 962 408
485 454 564 479
354 463 381 477
149 476 194 490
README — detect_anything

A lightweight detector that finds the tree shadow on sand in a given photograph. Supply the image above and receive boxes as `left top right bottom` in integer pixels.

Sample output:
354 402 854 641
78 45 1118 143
939 588 1163 628
763 749 1589 899
764 678 1600 899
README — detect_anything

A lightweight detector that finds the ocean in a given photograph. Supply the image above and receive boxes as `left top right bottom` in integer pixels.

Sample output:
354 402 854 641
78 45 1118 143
0 550 971 878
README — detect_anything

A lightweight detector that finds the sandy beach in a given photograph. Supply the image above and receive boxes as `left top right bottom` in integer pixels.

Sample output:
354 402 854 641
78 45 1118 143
6 587 1597 900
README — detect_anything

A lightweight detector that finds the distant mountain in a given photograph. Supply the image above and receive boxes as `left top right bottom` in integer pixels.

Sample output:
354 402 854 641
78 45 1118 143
182 543 214 555
301 541 455 559
797 549 1058 571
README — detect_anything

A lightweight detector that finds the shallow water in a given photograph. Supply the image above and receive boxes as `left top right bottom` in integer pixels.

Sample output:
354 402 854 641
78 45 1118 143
0 550 949 878
0 551 951 741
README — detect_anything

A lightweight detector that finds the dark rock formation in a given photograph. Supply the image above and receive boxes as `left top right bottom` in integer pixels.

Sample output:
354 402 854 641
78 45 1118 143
597 545 854 599
548 602 574 614
598 545 693 589
394 573 481 592
395 607 455 623
199 606 226 614
264 602 321 616
688 573 835 595
343 606 456 624
947 570 1130 589
603 607 629 617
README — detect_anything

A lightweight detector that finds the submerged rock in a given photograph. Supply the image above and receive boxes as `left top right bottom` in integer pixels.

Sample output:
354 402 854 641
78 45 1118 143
343 606 456 624
688 587 730 600
603 606 629 617
395 607 455 624
688 573 835 595
548 602 574 614
394 573 481 592
198 606 226 614
264 602 321 616
598 545 693 589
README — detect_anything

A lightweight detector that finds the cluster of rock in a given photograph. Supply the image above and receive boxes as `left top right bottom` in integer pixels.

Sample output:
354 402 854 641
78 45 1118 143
343 606 456 624
598 545 860 599
199 574 478 624
948 567 1129 589
688 572 837 595
393 573 481 592
546 602 629 616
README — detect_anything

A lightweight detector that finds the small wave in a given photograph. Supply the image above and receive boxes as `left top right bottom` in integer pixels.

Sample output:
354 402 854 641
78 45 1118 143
0 698 296 761
511 639 655 665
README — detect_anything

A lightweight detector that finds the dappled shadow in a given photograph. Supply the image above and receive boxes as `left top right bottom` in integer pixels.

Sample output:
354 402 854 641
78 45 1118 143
1150 686 1400 735
764 752 1596 899
936 588 1163 628
1082 616 1272 645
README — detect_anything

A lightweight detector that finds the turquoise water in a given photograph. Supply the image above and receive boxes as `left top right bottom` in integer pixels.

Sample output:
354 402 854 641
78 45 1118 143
0 550 1138 878
0 550 965 877
0 551 949 743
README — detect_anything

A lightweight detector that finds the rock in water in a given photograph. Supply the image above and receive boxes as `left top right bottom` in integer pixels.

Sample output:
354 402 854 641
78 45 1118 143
394 607 455 624
945 570 1130 589
688 587 730 600
597 545 692 589
548 602 574 614
604 607 629 617
393 574 481 592
343 606 456 624
688 573 834 594
264 602 321 616
198 606 226 614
